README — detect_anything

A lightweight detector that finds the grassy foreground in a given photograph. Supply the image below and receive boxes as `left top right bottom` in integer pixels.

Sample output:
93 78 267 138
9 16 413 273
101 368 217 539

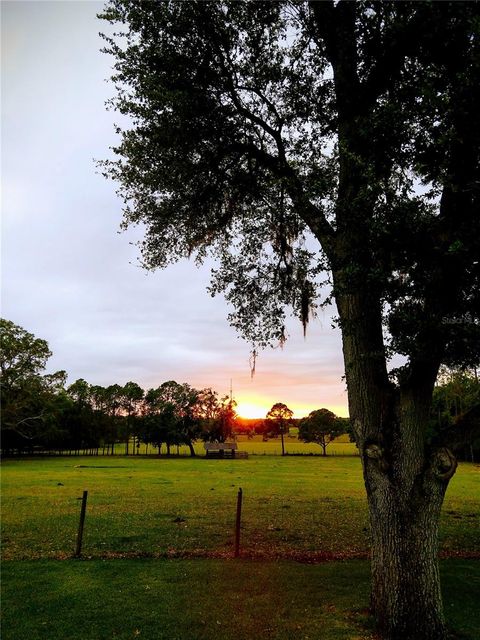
1 456 479 560
2 558 479 640
2 456 479 639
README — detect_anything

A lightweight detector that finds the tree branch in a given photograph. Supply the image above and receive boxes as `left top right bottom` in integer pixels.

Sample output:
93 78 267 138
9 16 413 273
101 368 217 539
236 84 284 129
309 0 360 119
361 6 423 107
228 140 336 257
227 86 284 150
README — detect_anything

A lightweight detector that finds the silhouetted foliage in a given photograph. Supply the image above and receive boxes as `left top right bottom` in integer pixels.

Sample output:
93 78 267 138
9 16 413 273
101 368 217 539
99 3 480 637
265 402 293 456
1 318 67 451
298 408 344 456
197 388 237 443
430 367 480 461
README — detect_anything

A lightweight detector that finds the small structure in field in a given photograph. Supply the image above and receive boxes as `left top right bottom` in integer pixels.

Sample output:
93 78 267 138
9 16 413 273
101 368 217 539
204 442 248 459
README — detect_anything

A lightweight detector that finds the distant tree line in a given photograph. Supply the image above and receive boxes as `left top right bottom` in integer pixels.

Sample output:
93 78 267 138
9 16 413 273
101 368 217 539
1 318 478 459
0 319 235 456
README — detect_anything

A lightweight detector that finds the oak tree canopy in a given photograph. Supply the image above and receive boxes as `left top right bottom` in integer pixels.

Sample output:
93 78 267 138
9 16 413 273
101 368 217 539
100 2 480 639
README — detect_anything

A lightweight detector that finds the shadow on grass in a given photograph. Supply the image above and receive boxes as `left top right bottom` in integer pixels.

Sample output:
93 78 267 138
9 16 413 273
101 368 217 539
1 559 479 640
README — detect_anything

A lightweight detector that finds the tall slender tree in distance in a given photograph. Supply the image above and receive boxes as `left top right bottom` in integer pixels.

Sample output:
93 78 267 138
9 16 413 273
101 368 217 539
265 402 294 456
121 381 144 454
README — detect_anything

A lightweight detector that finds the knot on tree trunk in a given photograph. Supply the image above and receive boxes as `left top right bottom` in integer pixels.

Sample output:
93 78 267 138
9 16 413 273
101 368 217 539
431 447 457 481
365 442 389 472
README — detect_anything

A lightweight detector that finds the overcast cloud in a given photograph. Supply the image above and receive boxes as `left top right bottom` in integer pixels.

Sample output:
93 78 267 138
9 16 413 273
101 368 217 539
1 0 347 417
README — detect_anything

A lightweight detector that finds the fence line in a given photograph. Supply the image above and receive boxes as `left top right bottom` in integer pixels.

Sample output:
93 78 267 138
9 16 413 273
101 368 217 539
1 447 360 458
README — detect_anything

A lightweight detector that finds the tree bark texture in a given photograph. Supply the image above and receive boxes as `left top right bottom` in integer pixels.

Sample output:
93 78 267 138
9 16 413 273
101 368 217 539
364 443 452 640
336 290 457 640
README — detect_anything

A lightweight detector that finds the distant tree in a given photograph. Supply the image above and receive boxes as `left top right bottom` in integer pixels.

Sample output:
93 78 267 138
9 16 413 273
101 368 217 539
265 403 293 456
195 387 219 436
66 379 94 453
335 417 354 444
0 318 52 387
105 384 122 417
67 378 90 406
197 388 237 442
234 417 265 438
90 385 106 414
121 381 144 454
99 384 122 454
159 381 201 456
1 318 51 439
143 381 201 456
452 406 480 463
0 318 66 450
432 367 479 421
42 389 74 451
142 387 168 454
157 403 179 455
430 368 480 461
298 408 343 456
216 395 237 442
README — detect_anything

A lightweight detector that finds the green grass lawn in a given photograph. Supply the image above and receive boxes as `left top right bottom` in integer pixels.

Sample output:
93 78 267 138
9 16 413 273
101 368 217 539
1 456 478 560
1 456 479 639
2 558 479 640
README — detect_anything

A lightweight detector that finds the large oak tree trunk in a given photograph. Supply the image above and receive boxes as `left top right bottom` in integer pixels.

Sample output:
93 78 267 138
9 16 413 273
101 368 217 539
363 441 454 639
336 290 457 639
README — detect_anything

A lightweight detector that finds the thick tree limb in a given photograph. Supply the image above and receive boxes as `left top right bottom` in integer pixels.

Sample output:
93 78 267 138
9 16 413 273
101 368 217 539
309 0 360 117
228 140 336 257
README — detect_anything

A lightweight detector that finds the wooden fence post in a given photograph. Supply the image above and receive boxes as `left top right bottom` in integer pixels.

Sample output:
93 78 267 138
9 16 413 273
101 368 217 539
75 490 88 558
234 487 243 558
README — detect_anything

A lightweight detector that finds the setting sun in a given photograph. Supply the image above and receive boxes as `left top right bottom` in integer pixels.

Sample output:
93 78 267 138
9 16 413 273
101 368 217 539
235 400 268 419
235 396 349 420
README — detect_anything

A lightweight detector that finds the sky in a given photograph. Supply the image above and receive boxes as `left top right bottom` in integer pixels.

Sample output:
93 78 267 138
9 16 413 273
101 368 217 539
1 0 348 419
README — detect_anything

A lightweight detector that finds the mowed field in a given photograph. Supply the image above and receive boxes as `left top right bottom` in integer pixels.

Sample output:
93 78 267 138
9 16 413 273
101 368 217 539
2 454 480 639
1 453 479 560
108 433 359 457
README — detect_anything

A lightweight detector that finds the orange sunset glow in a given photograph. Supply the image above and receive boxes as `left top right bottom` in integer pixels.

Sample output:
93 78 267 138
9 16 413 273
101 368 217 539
234 397 348 420
235 400 269 420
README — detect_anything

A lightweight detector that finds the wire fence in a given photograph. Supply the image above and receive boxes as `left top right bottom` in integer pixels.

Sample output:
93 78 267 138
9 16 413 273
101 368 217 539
1 437 360 458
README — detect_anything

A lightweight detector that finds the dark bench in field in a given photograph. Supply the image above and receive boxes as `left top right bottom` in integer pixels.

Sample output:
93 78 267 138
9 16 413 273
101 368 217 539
204 442 248 459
